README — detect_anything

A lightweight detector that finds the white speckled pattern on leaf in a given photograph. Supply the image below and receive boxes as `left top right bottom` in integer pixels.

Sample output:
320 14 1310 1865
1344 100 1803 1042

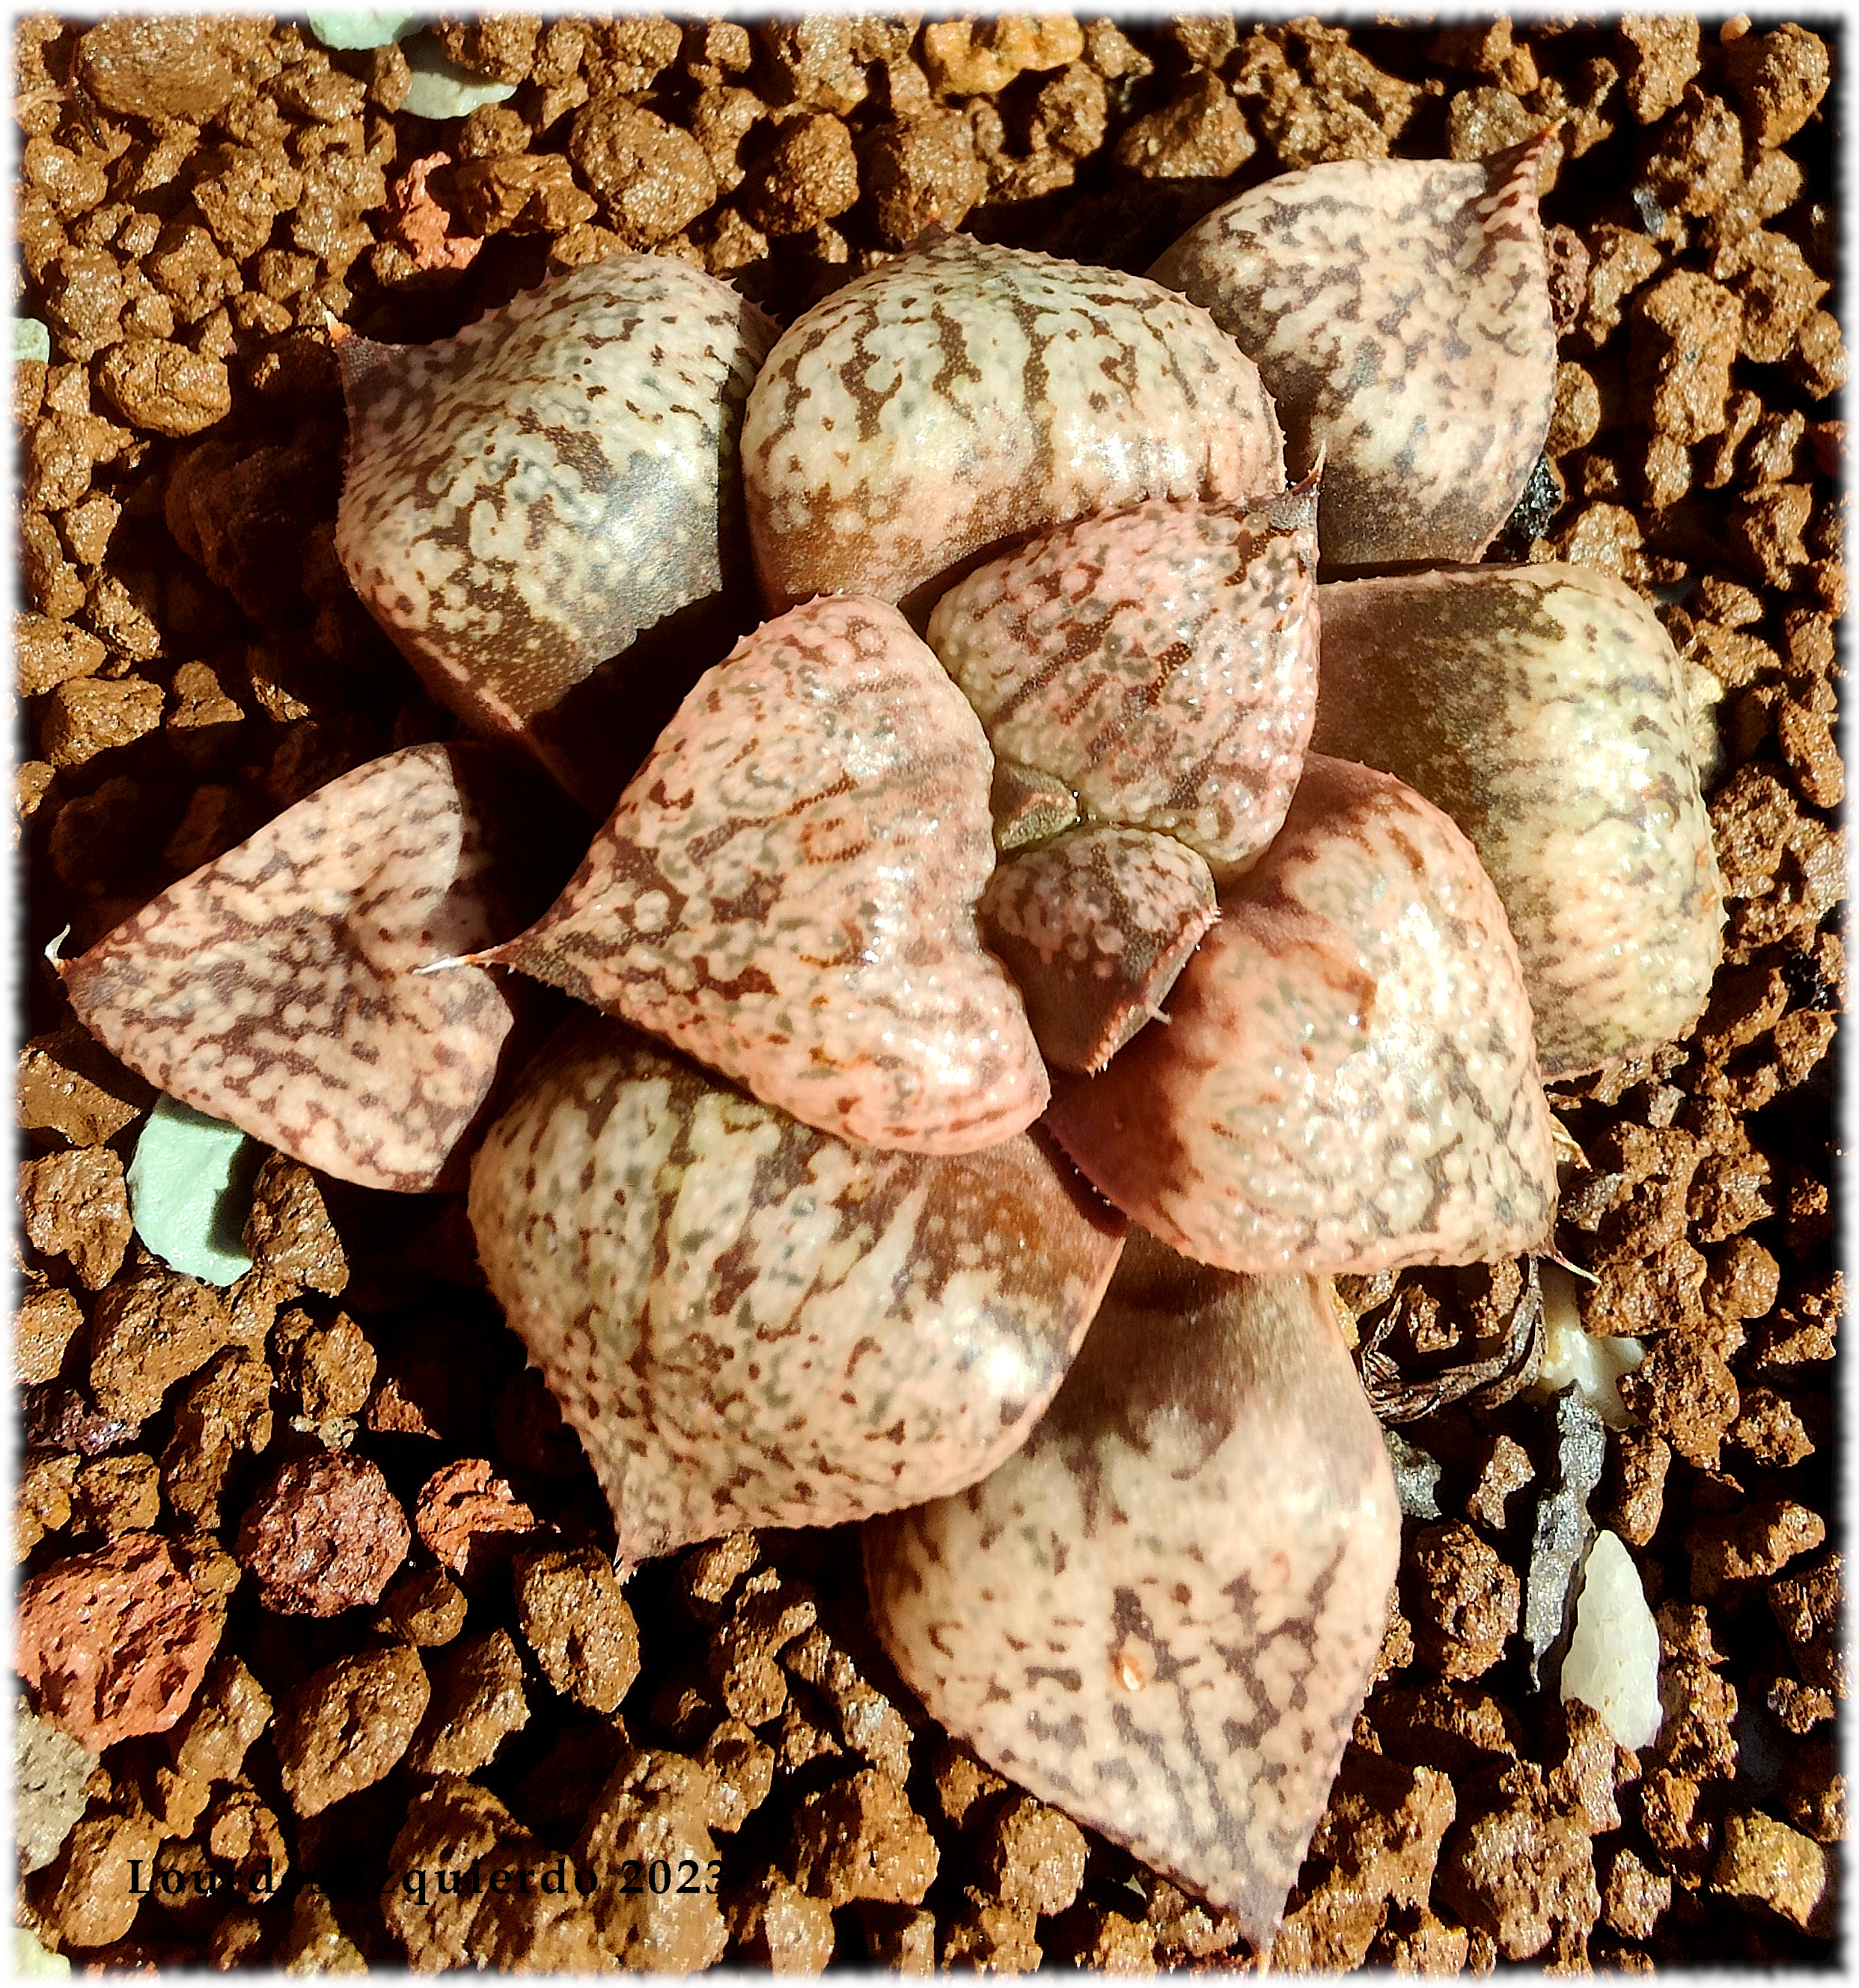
470 1018 1125 1560
928 487 1320 883
1312 563 1726 1076
61 746 528 1194
1150 141 1555 567
979 826 1218 1074
1047 755 1557 1272
866 1236 1401 1949
488 597 1048 1156
743 233 1284 615
335 255 775 811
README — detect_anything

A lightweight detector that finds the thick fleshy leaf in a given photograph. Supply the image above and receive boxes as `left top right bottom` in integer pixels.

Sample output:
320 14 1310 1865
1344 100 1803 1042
1047 755 1557 1273
979 827 1218 1074
335 257 776 813
743 232 1284 618
1149 141 1555 568
866 1236 1402 1949
1312 564 1725 1076
928 487 1320 882
486 597 1048 1156
469 1017 1125 1561
62 745 540 1194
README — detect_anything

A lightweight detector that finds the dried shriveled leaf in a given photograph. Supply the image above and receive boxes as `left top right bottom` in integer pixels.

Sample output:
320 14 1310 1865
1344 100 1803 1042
1312 564 1724 1076
744 233 1284 618
1150 141 1555 567
335 257 776 813
980 827 1218 1074
62 746 537 1194
929 487 1320 882
488 597 1048 1156
469 1017 1125 1560
1048 755 1557 1273
867 1237 1402 1949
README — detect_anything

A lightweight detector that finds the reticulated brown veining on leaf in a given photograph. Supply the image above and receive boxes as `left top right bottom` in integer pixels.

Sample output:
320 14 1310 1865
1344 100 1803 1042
928 487 1320 884
865 1236 1402 1949
1312 563 1726 1076
61 746 535 1194
469 1016 1125 1561
335 256 776 812
979 826 1218 1074
1148 140 1556 568
742 233 1286 617
486 596 1048 1156
1046 754 1558 1273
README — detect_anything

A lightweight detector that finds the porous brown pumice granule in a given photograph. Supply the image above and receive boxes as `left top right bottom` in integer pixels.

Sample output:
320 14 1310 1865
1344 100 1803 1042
13 13 1841 1972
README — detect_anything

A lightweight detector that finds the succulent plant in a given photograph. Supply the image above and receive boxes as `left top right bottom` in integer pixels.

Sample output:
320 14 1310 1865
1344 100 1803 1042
58 141 1725 1948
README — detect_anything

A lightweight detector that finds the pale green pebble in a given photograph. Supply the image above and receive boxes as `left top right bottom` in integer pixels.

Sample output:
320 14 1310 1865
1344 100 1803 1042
16 317 51 364
400 29 519 118
14 1928 70 1978
305 10 424 52
126 1095 261 1287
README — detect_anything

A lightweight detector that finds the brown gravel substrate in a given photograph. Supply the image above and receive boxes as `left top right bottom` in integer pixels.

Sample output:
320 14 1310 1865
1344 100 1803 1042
13 12 1843 1972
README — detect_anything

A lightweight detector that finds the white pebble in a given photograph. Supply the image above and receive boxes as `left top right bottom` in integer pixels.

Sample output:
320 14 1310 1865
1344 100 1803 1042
15 317 50 364
1533 1259 1640 1427
400 29 519 118
1560 1529 1663 1751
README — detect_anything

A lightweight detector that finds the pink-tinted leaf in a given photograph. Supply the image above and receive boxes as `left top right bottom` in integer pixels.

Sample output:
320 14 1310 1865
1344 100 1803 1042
929 487 1320 883
1047 755 1557 1273
1312 564 1725 1076
61 745 542 1194
487 596 1048 1156
980 827 1218 1074
335 257 776 813
469 1017 1125 1561
867 1237 1402 1949
1150 140 1556 567
744 232 1285 618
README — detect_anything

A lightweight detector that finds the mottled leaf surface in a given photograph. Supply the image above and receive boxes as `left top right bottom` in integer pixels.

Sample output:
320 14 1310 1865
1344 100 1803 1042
489 597 1048 1156
1048 755 1557 1273
335 256 776 811
930 488 1319 882
470 1017 1125 1561
1313 564 1725 1076
63 745 530 1193
1150 142 1554 568
980 827 1218 1074
744 233 1284 617
866 1237 1402 1948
